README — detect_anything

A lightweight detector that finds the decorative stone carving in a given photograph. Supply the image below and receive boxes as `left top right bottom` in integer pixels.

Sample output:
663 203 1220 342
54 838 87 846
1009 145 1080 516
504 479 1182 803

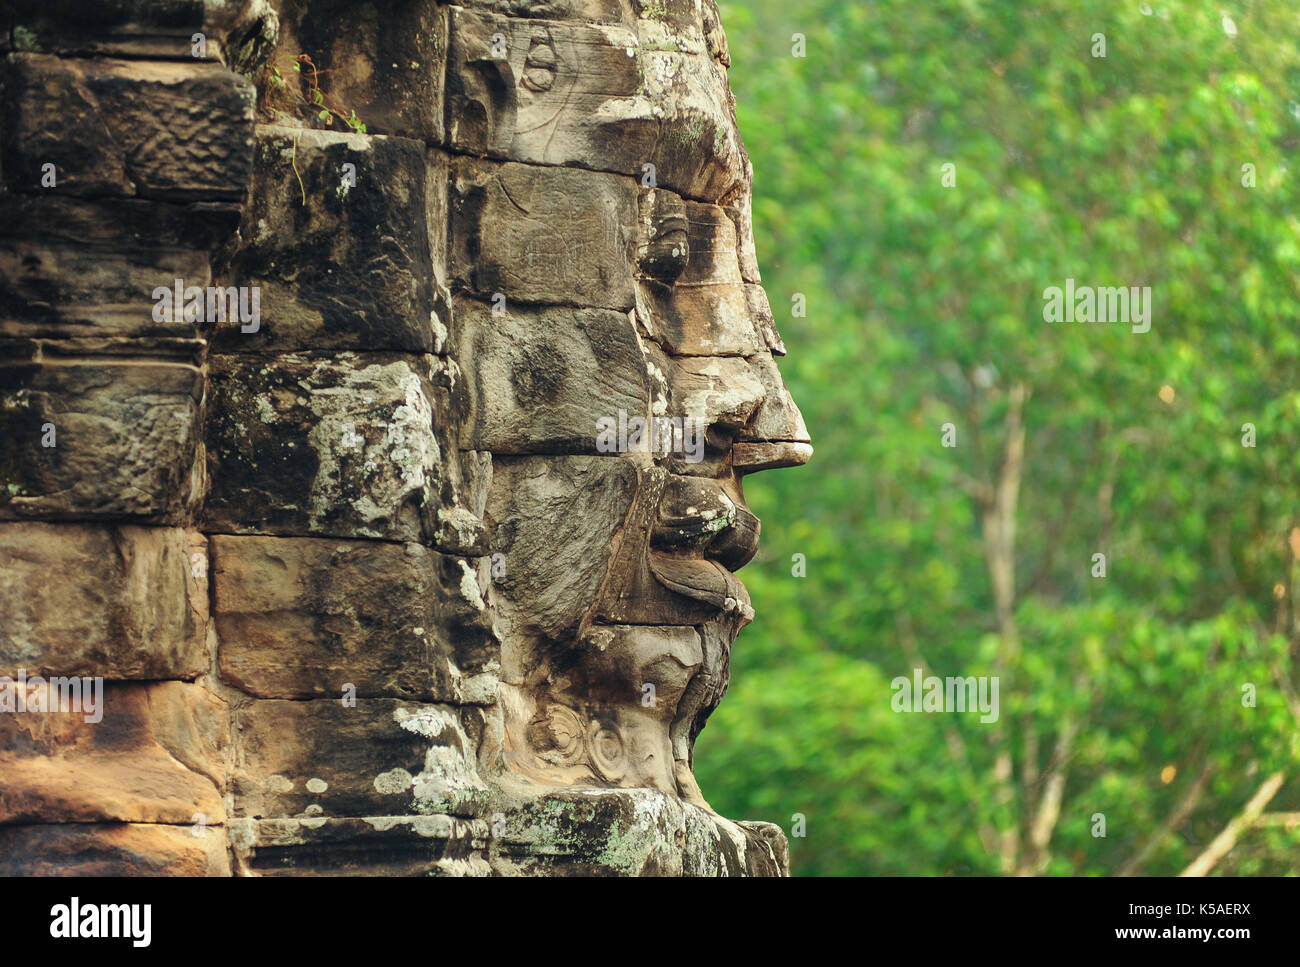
0 0 809 877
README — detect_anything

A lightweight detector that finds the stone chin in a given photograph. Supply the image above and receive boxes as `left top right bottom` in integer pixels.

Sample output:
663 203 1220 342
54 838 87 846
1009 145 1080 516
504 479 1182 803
507 608 747 811
512 450 778 806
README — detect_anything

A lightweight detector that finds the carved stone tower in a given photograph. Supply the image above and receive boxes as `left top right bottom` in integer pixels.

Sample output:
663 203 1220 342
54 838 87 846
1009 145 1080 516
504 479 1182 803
0 0 809 875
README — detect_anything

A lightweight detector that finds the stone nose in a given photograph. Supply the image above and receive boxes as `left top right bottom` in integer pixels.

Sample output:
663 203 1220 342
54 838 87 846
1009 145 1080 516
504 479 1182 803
734 352 812 472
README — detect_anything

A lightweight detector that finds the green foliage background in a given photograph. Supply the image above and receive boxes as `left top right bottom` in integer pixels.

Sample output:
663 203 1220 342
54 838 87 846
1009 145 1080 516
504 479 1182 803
694 0 1300 876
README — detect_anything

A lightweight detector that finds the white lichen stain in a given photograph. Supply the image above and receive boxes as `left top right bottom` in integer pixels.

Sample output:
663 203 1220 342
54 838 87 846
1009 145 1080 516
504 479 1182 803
458 670 499 705
383 706 490 814
430 310 449 354
592 790 678 874
305 363 438 536
374 767 414 795
339 422 364 451
458 560 486 610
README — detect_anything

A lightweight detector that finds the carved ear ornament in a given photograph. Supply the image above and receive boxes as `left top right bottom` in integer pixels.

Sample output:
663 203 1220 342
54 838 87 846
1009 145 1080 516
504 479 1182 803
522 32 559 93
528 703 628 782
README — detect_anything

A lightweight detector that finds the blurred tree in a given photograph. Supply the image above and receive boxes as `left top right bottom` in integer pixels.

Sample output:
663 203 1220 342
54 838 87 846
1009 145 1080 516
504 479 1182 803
696 0 1300 876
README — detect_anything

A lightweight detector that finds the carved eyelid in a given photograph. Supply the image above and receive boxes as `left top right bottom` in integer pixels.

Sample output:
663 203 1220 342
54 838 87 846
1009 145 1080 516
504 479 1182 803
653 214 689 236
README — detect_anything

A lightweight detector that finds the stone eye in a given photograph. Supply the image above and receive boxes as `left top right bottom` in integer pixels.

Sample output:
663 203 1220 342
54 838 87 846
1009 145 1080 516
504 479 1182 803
641 213 690 283
637 189 691 284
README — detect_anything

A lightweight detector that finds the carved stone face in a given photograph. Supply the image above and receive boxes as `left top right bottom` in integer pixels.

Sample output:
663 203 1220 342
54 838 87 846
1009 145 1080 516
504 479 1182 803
445 0 811 808
0 0 804 875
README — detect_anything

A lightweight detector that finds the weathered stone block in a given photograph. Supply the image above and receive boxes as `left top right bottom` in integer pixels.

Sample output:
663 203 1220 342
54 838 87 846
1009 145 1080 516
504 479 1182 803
0 196 240 341
1 1 205 58
499 623 701 796
445 5 743 201
456 0 633 26
230 698 488 819
0 340 205 521
633 199 762 356
637 281 761 357
453 298 649 454
229 814 489 875
219 127 446 352
449 159 638 310
262 0 446 144
485 455 640 643
0 54 255 201
203 352 446 541
663 351 765 432
0 523 209 679
213 534 498 703
0 0 273 63
0 822 231 876
677 200 742 286
488 788 787 876
0 681 226 825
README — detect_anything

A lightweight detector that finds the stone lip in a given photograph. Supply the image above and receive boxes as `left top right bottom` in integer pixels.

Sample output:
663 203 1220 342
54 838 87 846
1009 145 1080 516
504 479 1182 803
649 553 754 621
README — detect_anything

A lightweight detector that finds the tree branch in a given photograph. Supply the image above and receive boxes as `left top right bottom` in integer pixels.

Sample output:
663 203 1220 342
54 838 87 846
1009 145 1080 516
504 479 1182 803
1117 758 1213 876
1180 772 1285 877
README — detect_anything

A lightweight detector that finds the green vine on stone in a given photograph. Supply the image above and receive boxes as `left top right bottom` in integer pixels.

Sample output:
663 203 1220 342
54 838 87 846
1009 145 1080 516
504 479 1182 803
264 53 367 134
